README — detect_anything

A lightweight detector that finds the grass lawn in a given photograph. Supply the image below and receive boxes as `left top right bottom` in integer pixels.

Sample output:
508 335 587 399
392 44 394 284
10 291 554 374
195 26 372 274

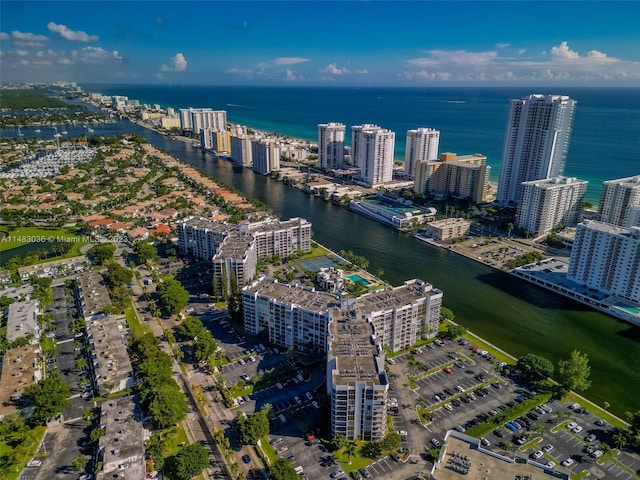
562 392 628 429
258 436 279 466
332 441 373 473
0 426 46 480
299 243 331 259
0 226 85 251
125 304 151 340
162 427 189 457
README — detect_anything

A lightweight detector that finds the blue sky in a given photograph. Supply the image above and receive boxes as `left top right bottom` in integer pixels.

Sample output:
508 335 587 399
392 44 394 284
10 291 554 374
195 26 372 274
2 1 640 86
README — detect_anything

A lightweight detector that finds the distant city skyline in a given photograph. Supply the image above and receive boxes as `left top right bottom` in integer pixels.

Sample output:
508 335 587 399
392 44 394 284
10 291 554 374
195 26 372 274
1 1 640 86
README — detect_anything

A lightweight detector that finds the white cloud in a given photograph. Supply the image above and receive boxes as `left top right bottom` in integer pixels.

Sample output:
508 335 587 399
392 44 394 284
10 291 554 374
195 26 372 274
518 49 526 55
71 47 123 63
273 57 310 66
323 63 349 75
356 69 368 74
47 22 99 42
550 41 579 59
12 31 48 42
496 43 510 49
161 53 187 72
0 32 10 41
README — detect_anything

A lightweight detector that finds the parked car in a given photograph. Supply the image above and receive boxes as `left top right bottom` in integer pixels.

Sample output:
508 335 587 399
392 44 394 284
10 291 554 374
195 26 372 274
542 444 554 453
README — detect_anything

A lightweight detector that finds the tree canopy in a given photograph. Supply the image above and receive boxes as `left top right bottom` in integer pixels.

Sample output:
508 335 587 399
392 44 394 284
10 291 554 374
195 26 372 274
88 243 116 265
517 353 554 383
269 458 300 480
134 241 157 264
103 262 133 289
170 443 209 480
441 323 465 340
557 350 591 392
236 410 270 445
156 278 189 315
24 371 71 425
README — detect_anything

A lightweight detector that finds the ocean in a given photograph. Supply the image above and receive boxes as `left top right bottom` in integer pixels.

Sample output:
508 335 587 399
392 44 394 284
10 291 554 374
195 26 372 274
85 84 640 204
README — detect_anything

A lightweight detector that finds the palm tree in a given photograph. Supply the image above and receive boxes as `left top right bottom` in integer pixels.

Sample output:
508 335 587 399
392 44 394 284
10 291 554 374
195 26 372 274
507 223 514 239
345 442 357 465
261 403 274 419
75 358 88 371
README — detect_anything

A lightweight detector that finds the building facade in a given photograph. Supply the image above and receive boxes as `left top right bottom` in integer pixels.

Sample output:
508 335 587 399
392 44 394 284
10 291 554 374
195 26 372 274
497 94 577 206
404 127 440 177
567 220 640 303
230 134 253 166
516 176 588 237
251 139 281 175
351 124 395 186
180 108 227 134
414 153 490 204
598 176 640 227
424 218 472 241
318 122 346 170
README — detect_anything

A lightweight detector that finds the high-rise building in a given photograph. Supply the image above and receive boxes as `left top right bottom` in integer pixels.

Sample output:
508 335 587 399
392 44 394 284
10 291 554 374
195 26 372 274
567 221 640 303
213 131 231 154
414 153 490 204
351 124 395 186
251 139 281 175
318 122 345 170
179 108 227 134
199 128 213 150
497 94 577 206
598 176 640 227
230 135 253 166
404 127 440 177
516 176 588 237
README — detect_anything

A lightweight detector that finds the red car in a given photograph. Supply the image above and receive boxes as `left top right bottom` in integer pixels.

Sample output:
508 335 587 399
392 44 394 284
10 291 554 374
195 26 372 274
443 367 454 374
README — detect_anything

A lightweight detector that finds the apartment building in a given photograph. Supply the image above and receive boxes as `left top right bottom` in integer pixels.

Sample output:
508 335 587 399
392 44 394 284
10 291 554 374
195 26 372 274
177 217 230 260
351 124 395 186
96 396 145 480
0 345 42 418
212 231 257 298
414 153 490 204
516 176 588 237
74 272 111 321
497 94 576 206
318 122 346 170
424 218 472 241
251 139 282 175
598 175 640 227
242 217 312 258
230 134 253 166
567 220 640 303
404 127 440 178
180 108 227 134
6 299 40 345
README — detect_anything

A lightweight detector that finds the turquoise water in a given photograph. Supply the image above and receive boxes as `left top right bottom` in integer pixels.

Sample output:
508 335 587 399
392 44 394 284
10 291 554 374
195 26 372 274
84 85 640 204
348 274 371 286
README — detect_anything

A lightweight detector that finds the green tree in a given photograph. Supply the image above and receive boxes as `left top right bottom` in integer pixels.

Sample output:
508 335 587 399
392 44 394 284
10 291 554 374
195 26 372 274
171 443 209 480
134 241 158 264
517 353 555 383
72 455 87 472
269 458 300 480
145 382 188 429
176 316 205 340
345 441 357 465
24 371 71 425
331 434 349 451
194 332 217 362
379 431 401 453
90 427 106 442
145 433 166 471
156 278 189 315
236 410 270 445
88 243 116 265
625 410 640 437
441 323 466 340
440 307 455 322
103 262 133 289
557 350 592 392
612 431 628 449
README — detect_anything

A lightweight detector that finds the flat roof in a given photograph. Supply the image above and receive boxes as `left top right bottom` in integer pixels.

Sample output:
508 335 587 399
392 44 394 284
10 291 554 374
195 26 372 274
329 313 381 385
0 345 42 417
244 277 340 313
355 280 441 313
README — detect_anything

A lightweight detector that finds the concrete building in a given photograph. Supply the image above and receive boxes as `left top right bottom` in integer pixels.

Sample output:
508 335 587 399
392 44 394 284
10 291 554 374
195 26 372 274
242 217 312 258
497 94 577 206
199 128 213 150
516 176 588 237
180 108 227 134
567 220 640 303
0 345 42 418
318 122 346 170
6 300 40 344
327 315 388 442
414 153 490 204
230 134 253 166
74 272 111 321
213 130 231 154
404 127 440 177
424 218 472 241
316 267 344 293
177 217 230 260
86 315 135 396
96 396 145 480
351 124 395 186
598 175 640 227
212 231 257 298
251 139 281 175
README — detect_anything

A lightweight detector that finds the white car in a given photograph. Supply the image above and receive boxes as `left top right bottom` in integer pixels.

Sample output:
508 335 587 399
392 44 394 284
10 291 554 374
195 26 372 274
531 450 543 460
444 403 454 412
330 470 345 478
27 460 42 468
544 461 556 469
542 443 554 453
568 402 581 410
566 421 577 430
590 449 603 459
561 458 574 467
572 425 583 433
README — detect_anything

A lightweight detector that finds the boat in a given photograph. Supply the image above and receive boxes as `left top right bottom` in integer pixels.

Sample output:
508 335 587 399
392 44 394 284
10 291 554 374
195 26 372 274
17 126 24 137
61 130 68 135
87 128 94 133
34 129 41 133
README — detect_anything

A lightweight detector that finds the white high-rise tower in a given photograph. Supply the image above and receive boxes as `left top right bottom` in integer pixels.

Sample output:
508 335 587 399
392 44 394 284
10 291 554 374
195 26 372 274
404 127 440 177
599 176 640 227
351 124 395 186
497 94 577 206
318 123 345 169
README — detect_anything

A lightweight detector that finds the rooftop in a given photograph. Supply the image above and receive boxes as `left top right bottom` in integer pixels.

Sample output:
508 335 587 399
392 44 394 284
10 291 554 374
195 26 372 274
0 345 42 417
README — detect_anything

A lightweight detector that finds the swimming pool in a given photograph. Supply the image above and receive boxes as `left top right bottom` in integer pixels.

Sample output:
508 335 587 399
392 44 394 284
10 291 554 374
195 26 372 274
347 274 371 286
